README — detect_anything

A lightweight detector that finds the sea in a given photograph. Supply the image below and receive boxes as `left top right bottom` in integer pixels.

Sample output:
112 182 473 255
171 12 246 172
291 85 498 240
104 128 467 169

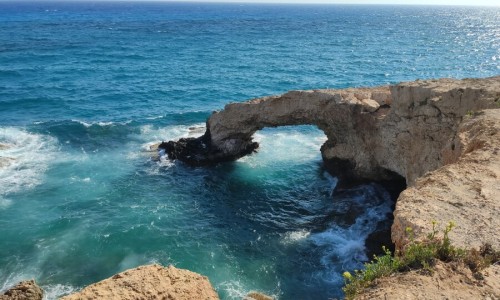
0 2 498 299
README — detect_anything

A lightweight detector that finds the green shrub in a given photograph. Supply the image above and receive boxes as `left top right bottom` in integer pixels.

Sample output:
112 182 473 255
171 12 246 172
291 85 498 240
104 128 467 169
342 221 497 300
342 246 401 300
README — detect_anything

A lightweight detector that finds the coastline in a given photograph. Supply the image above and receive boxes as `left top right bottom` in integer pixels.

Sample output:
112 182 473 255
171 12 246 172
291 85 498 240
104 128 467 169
2 76 499 299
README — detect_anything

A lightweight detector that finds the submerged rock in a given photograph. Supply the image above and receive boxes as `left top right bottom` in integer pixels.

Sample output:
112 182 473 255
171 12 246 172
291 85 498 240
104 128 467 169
61 264 219 300
0 280 43 300
244 291 274 300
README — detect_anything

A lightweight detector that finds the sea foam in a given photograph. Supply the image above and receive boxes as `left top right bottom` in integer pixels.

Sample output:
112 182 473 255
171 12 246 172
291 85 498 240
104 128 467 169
0 127 58 207
308 184 393 283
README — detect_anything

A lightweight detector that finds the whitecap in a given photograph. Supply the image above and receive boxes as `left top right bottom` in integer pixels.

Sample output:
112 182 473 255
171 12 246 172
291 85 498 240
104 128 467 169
96 121 114 127
42 284 77 300
71 120 118 128
280 229 311 245
138 123 205 144
218 280 247 299
308 184 393 278
145 115 164 120
0 127 58 203
218 280 279 300
238 126 327 167
71 119 92 128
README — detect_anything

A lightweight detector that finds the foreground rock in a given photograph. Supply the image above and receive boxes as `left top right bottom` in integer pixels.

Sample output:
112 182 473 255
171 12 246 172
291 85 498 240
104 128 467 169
61 264 219 300
0 280 43 300
357 261 500 300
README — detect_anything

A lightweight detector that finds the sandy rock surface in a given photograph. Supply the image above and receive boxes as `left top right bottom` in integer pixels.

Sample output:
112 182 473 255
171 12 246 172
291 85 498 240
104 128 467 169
0 280 43 300
61 264 219 300
357 262 500 300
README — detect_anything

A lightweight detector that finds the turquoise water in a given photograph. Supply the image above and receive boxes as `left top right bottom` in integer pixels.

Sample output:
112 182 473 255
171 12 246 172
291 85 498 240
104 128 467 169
0 2 499 299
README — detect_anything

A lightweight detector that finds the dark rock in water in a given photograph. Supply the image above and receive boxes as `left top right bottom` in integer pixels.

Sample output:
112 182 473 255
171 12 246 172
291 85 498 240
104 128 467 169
159 131 258 166
0 280 43 300
365 219 395 258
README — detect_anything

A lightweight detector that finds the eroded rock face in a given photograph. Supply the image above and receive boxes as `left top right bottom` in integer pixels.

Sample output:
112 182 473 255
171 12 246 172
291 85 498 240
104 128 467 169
392 109 500 251
0 280 43 300
61 264 219 300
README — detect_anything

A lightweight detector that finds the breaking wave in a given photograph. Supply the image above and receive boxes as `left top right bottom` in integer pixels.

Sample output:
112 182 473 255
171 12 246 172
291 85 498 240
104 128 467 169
0 127 58 207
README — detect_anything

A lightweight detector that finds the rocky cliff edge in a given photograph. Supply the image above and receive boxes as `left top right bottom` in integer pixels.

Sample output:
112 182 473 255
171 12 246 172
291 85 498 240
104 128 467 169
60 264 219 300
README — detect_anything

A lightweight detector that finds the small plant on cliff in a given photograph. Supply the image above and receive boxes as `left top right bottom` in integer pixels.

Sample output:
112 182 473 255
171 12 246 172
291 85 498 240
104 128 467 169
342 246 401 299
342 221 498 300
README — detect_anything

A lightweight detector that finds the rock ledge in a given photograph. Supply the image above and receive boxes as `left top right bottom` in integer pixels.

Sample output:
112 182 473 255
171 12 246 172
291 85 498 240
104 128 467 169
61 264 219 300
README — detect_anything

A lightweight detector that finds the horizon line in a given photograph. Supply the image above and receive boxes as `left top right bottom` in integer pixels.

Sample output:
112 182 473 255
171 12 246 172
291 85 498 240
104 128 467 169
1 0 499 6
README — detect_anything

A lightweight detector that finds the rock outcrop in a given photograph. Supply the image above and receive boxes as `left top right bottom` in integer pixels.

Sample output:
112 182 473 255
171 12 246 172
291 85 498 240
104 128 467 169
165 76 500 251
61 264 219 300
244 291 274 300
0 280 43 300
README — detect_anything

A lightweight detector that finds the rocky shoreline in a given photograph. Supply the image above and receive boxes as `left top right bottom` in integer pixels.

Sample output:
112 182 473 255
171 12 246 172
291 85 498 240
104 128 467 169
2 76 499 299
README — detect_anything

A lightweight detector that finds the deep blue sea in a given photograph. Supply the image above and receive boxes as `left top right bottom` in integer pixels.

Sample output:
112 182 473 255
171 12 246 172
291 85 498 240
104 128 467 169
0 2 499 299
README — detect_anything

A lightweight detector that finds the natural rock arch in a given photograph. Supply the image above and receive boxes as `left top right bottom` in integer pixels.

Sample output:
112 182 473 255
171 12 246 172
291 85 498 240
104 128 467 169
162 76 500 251
163 78 498 185
161 86 395 181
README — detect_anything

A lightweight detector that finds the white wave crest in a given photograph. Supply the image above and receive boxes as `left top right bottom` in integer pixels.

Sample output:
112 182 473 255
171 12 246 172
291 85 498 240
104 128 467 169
240 126 327 167
307 185 393 282
218 280 247 300
42 284 77 300
280 229 311 245
0 127 58 205
138 123 205 144
71 120 131 128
